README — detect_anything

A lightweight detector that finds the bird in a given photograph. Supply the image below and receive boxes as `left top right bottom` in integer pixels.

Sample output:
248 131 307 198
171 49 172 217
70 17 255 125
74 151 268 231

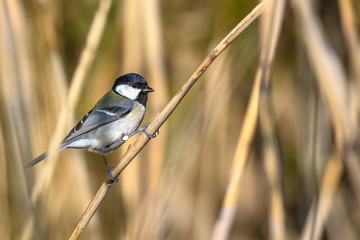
26 73 155 181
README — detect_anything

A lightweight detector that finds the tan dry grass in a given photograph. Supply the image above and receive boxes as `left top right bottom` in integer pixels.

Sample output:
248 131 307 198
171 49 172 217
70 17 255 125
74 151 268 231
1 0 360 239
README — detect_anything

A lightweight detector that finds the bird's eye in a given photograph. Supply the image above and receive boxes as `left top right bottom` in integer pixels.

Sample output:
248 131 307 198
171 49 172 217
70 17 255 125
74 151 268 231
131 83 137 88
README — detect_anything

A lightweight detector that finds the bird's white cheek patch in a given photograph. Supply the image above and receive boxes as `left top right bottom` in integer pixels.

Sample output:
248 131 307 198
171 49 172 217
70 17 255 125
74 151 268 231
115 85 141 100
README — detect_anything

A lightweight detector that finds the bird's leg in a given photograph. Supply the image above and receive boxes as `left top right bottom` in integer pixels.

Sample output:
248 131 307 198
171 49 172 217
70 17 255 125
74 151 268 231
126 123 159 140
102 155 118 182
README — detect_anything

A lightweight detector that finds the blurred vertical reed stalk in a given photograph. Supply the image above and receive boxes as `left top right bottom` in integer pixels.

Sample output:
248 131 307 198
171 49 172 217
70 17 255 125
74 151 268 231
337 0 360 205
258 1 286 240
29 0 113 206
1 0 113 238
119 0 168 238
119 0 143 217
211 2 264 240
23 0 110 237
1 0 38 238
143 0 168 190
291 0 359 239
212 1 287 240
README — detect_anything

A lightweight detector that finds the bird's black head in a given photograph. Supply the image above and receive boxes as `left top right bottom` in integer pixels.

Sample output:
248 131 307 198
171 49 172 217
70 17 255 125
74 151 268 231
112 73 154 105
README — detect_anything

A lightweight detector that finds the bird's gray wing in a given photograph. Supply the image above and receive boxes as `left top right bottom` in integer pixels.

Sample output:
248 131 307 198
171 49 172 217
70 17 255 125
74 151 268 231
64 105 132 141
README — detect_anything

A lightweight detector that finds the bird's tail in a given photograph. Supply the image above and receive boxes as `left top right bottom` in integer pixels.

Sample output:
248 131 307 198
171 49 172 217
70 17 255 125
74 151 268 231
25 141 71 169
25 151 49 168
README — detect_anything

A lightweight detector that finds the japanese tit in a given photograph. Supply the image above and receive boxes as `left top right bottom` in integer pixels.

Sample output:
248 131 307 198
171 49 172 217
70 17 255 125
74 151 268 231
26 73 155 181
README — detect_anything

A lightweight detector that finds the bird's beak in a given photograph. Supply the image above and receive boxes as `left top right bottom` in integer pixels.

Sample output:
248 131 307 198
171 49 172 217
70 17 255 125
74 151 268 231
143 86 155 93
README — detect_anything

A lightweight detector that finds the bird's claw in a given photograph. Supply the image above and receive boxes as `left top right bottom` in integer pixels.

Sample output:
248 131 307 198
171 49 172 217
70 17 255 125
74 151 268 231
107 166 118 182
127 123 159 140
143 128 159 139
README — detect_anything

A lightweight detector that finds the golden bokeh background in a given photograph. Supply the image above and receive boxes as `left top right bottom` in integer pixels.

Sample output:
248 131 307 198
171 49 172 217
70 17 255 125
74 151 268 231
1 0 360 239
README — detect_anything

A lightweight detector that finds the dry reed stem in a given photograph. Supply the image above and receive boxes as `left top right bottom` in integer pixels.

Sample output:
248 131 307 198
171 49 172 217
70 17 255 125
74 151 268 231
1 0 36 167
69 2 265 239
195 52 232 240
0 123 10 240
211 1 286 239
291 0 357 238
343 150 360 203
119 0 143 215
124 0 169 236
291 0 353 146
337 0 360 204
326 190 358 239
2 0 37 131
30 0 113 205
143 0 169 188
258 1 286 240
21 1 77 239
1 0 38 239
121 0 144 72
337 0 360 90
300 151 343 240
16 0 103 239
211 64 262 240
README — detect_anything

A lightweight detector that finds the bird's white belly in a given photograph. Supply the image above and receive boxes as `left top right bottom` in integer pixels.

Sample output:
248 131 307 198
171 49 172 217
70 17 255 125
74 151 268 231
89 103 145 154
96 118 138 144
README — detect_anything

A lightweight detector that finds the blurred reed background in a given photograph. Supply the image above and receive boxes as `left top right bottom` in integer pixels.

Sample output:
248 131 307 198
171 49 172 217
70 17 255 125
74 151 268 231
1 0 360 239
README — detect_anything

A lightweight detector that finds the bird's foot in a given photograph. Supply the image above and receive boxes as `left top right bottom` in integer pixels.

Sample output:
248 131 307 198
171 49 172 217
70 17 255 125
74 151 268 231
106 166 118 182
102 155 118 182
127 123 159 139
143 129 159 139
140 123 159 139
